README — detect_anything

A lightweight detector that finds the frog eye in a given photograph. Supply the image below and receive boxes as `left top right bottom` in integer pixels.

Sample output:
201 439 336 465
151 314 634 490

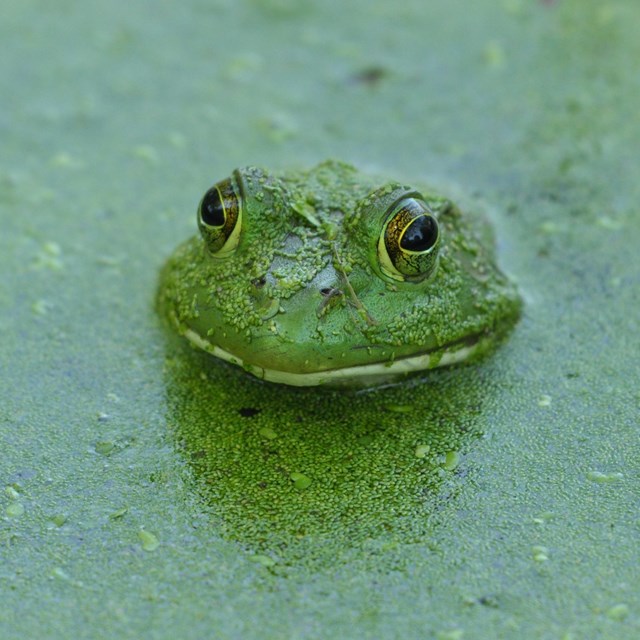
378 197 440 282
197 176 242 257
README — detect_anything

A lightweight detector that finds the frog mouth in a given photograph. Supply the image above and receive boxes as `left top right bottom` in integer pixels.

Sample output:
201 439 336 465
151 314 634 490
181 326 492 387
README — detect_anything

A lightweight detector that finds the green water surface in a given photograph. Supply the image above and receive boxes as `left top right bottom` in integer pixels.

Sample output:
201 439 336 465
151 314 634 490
1 1 639 638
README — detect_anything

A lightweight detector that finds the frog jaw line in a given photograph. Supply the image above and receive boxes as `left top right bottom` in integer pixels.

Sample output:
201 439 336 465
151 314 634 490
182 328 484 387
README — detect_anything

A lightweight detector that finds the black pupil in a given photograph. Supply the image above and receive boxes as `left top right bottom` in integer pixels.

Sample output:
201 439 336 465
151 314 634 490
400 215 438 252
200 188 225 227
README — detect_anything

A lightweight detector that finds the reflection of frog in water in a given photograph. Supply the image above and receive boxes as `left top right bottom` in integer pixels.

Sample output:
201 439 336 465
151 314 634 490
157 161 521 386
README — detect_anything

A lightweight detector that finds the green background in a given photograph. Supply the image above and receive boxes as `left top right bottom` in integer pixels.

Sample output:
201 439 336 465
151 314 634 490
1 1 639 638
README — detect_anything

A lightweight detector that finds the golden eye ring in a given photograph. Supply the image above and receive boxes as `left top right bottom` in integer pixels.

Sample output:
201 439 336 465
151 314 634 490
378 197 440 282
197 173 243 257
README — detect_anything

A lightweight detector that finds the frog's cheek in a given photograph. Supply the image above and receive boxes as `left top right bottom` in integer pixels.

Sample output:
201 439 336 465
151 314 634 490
256 297 280 320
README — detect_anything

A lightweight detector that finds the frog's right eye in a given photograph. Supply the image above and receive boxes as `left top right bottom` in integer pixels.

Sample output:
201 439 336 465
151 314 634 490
377 197 440 283
197 177 242 257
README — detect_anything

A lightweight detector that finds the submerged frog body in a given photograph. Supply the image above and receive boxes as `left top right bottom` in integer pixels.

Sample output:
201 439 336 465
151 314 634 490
157 160 521 386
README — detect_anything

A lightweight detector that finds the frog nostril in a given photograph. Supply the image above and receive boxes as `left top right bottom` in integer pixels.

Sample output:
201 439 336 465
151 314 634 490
320 287 344 298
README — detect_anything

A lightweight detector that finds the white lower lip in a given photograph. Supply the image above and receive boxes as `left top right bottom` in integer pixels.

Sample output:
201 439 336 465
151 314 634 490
183 328 481 387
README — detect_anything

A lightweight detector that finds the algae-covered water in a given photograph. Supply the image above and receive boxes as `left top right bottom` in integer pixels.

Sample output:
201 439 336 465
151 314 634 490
1 1 639 638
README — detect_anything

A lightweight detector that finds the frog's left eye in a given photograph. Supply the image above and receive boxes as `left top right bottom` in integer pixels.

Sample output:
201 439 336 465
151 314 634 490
378 197 440 282
197 177 242 257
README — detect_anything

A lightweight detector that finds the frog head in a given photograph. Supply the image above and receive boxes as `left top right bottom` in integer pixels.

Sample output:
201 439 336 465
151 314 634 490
158 161 521 386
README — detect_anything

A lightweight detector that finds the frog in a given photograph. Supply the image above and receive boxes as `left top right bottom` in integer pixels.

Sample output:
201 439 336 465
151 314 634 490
157 160 521 387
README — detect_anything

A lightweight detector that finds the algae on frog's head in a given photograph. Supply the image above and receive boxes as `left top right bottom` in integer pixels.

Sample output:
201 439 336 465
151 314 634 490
157 160 521 386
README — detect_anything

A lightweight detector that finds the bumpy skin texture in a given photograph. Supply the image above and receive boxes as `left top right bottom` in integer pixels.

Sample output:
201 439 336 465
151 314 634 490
157 160 521 382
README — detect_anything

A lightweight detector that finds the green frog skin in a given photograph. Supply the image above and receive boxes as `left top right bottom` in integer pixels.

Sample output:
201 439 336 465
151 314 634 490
157 160 521 386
